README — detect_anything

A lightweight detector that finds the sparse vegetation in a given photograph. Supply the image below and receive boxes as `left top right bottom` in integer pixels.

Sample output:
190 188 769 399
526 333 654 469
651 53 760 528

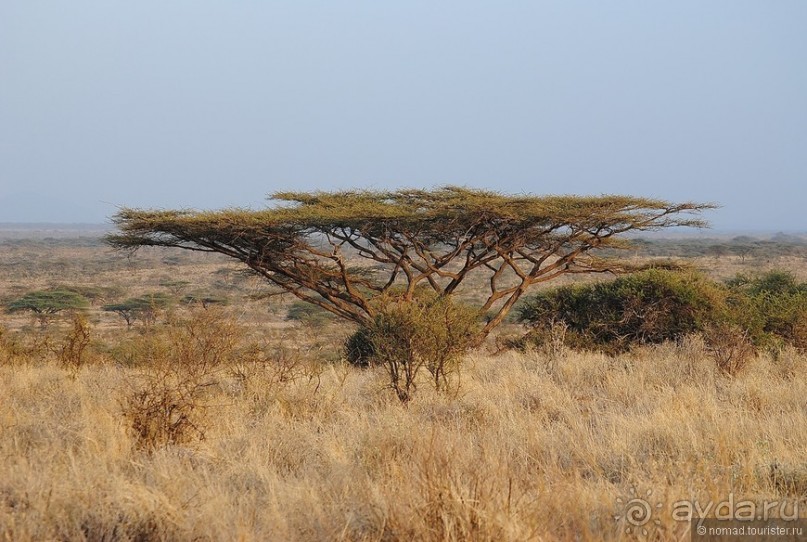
1 339 805 541
0 226 805 541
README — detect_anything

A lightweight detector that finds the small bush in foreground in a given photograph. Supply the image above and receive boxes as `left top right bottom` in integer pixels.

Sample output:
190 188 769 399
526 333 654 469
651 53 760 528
123 371 208 449
347 293 479 402
120 310 238 449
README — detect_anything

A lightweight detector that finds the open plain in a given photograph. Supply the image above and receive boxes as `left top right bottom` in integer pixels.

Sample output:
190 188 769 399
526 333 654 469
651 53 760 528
1 230 806 541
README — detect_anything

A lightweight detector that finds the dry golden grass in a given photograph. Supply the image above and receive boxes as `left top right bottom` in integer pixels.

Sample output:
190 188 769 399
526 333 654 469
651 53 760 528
1 235 806 540
1 335 805 541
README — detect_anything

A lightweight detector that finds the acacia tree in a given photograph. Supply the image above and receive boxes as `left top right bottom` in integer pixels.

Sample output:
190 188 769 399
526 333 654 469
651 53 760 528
7 290 90 327
108 187 712 340
103 293 172 327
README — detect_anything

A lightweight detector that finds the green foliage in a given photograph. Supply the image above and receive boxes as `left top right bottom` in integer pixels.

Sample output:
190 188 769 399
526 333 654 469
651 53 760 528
349 293 480 402
6 290 90 325
727 271 807 350
517 269 727 353
517 268 807 355
727 270 802 296
7 289 90 314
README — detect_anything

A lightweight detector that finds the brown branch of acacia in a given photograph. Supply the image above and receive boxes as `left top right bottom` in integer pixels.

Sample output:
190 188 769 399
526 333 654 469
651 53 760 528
244 247 378 323
324 234 366 309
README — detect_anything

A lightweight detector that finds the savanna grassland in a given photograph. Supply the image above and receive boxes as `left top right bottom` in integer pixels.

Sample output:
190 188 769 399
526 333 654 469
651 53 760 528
1 229 806 541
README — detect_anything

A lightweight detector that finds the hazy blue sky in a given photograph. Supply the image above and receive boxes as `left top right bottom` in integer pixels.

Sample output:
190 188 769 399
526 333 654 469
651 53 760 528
1 1 805 229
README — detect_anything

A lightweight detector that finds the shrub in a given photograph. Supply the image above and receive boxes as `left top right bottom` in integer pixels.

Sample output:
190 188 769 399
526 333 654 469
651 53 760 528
344 326 375 367
728 270 803 296
727 271 807 350
123 373 206 449
347 293 480 402
516 268 807 362
120 310 238 449
703 322 756 376
516 269 728 353
52 313 92 376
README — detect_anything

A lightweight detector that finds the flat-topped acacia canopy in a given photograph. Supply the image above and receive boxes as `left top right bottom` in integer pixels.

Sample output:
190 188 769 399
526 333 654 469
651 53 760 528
108 186 713 338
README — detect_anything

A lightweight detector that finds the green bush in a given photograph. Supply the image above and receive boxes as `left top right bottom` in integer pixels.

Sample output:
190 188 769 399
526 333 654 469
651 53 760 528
727 271 807 350
727 270 804 296
517 268 807 355
516 269 728 353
